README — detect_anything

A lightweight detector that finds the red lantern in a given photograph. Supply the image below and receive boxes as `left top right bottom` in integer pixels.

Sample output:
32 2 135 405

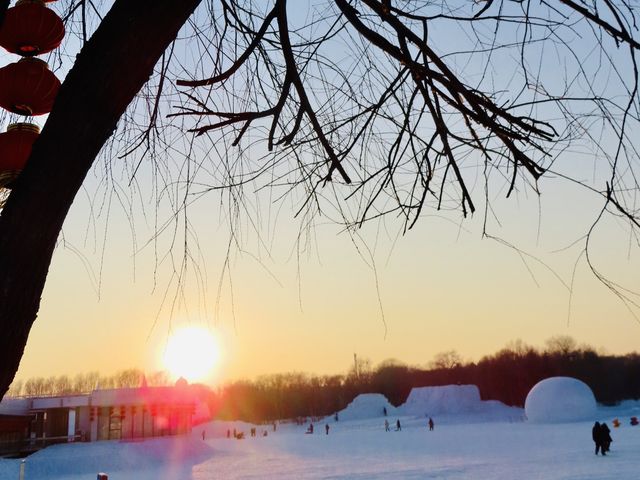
0 58 60 115
0 122 39 187
0 0 65 57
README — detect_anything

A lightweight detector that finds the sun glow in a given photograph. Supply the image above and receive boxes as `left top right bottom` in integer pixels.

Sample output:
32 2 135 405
162 326 220 383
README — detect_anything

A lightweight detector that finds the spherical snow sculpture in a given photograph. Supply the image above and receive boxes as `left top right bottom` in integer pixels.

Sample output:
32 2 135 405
525 376 596 423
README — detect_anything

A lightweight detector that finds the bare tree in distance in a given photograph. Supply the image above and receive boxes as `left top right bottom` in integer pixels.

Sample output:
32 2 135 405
430 350 463 370
545 335 579 356
1 0 640 400
5 369 171 397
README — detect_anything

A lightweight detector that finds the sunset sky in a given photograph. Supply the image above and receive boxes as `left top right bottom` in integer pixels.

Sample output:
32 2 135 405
6 1 640 387
13 165 639 385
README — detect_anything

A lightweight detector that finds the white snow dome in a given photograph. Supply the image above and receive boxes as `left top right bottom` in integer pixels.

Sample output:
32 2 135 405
525 376 596 423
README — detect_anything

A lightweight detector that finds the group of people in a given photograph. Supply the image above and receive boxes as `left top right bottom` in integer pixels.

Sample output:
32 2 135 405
383 417 433 432
304 423 331 434
592 422 612 455
227 427 268 439
384 419 402 431
382 417 434 432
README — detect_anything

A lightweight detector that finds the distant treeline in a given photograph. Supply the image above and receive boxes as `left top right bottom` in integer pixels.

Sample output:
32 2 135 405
6 369 169 397
9 336 640 424
213 336 640 423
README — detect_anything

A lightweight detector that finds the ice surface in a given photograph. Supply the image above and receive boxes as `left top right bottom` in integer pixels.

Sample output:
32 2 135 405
525 376 597 423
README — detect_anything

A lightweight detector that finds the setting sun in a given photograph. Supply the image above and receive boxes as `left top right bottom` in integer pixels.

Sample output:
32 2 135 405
162 326 220 383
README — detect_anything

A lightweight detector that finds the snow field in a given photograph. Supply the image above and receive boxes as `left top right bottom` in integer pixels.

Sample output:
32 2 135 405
1 383 638 479
2 404 640 479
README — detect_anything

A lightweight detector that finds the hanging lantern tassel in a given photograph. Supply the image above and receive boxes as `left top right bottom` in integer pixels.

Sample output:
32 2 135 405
0 58 61 116
0 0 65 57
0 123 40 188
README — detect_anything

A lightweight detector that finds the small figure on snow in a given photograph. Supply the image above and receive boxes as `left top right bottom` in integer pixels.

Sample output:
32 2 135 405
335 412 339 422
226 429 231 439
592 421 601 455
306 423 314 434
273 422 277 432
592 422 607 455
325 424 330 435
384 419 390 432
396 419 401 431
428 417 434 431
600 422 612 453
383 406 387 416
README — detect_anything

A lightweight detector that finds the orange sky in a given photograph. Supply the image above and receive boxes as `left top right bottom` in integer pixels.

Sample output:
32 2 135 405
13 169 640 386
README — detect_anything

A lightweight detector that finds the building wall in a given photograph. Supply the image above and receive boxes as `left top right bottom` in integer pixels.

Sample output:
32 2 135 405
2 387 199 449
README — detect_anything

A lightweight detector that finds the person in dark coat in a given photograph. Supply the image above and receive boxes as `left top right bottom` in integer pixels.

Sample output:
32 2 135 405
592 422 602 455
396 419 401 431
600 422 612 453
325 424 330 435
428 417 434 431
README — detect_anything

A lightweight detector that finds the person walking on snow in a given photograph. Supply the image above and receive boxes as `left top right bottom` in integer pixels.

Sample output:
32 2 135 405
396 419 401 431
428 417 434 431
600 422 612 453
325 424 330 435
384 419 390 432
592 422 603 455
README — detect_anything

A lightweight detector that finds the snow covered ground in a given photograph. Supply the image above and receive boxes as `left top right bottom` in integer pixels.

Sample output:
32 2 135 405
1 402 640 480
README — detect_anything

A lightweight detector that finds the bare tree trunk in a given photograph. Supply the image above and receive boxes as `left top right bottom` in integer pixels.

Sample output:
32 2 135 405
0 0 9 25
0 0 201 400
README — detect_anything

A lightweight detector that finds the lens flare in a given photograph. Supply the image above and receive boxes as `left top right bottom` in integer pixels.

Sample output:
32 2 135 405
162 326 220 383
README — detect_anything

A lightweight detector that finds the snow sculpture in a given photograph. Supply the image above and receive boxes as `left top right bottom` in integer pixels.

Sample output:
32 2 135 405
401 385 482 416
336 393 396 421
525 376 596 423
